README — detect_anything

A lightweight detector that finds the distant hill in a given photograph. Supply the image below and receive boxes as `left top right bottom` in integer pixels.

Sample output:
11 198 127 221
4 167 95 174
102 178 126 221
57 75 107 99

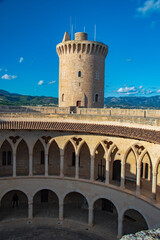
104 96 160 109
0 89 160 109
0 89 58 106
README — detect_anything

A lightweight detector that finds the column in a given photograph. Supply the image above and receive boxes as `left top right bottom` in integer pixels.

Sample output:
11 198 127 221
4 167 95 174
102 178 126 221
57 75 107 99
121 162 125 189
152 172 157 201
29 153 33 176
60 151 64 178
75 154 79 179
117 213 123 239
90 155 94 181
88 206 93 226
28 200 33 219
45 153 48 176
13 152 16 177
59 203 64 221
136 164 141 195
105 157 110 184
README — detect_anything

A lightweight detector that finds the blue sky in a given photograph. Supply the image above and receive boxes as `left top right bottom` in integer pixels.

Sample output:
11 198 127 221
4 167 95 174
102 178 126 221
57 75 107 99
0 0 160 98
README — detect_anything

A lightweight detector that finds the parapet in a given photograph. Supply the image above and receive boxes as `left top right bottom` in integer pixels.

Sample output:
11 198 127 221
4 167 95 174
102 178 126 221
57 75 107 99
75 32 88 40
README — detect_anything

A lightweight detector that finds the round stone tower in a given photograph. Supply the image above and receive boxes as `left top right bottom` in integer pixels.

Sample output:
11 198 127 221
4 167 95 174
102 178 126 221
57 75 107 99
56 32 108 108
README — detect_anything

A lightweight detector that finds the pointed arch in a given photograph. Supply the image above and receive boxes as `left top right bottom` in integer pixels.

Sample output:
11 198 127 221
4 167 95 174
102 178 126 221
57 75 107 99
64 140 76 177
78 141 91 179
0 140 13 177
16 139 29 176
94 142 106 182
33 139 45 175
48 140 60 176
125 148 137 191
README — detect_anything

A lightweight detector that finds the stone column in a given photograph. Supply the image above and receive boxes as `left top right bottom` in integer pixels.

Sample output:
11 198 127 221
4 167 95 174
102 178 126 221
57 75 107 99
90 155 94 181
136 164 141 195
117 213 123 239
75 154 79 179
60 151 64 178
152 172 157 201
59 203 64 221
29 153 33 176
105 156 109 184
28 200 33 219
13 152 16 177
88 206 93 226
121 162 125 189
45 153 48 176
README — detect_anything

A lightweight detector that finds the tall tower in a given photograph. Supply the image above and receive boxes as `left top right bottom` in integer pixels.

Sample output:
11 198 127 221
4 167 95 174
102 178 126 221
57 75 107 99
56 32 108 108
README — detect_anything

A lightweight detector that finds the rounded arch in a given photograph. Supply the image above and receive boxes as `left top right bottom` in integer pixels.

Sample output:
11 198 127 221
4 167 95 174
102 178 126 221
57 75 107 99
63 191 89 223
63 190 90 206
122 207 148 235
0 189 28 221
0 188 29 202
33 188 59 218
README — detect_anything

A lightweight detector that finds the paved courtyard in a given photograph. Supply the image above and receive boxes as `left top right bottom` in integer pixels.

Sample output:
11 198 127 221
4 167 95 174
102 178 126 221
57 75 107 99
0 218 117 240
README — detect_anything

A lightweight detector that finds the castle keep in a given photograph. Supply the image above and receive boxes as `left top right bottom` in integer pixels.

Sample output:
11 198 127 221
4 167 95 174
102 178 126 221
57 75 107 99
56 32 108 108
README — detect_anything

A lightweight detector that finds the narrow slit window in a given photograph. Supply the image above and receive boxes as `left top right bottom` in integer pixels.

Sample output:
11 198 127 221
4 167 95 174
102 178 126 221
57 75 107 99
78 71 81 77
95 94 98 102
41 150 45 165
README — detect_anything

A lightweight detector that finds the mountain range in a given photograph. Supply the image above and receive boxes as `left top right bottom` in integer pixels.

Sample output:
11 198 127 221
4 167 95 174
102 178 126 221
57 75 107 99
0 89 160 109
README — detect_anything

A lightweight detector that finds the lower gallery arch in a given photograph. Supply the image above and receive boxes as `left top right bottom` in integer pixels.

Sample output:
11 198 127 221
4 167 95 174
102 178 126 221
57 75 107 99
123 209 148 235
93 198 118 238
0 190 28 221
63 192 88 223
33 189 59 218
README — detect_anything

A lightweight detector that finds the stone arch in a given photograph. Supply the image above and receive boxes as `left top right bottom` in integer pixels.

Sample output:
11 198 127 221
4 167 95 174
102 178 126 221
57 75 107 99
16 139 29 176
63 191 89 223
125 147 137 191
0 139 13 177
33 139 45 175
156 157 160 201
64 140 76 177
122 208 148 235
48 140 60 176
93 197 118 237
0 190 28 221
109 144 121 186
78 141 90 179
139 151 152 197
94 142 106 182
33 189 59 218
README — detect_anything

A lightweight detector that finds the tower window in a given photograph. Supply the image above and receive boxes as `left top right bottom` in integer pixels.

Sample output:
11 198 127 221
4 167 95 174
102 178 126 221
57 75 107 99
95 71 99 80
78 71 81 77
62 93 64 102
95 94 99 102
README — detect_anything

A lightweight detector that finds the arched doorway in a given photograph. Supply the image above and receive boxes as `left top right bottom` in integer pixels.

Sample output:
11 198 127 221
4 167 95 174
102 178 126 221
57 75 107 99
123 209 148 235
125 149 137 191
0 190 28 221
48 140 60 176
79 142 90 179
94 144 106 182
33 189 59 218
93 198 118 238
64 192 88 223
16 140 29 176
64 141 75 177
33 140 45 175
0 140 13 177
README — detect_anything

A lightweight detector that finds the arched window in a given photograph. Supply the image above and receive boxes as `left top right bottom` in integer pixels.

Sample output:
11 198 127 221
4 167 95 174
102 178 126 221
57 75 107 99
78 71 81 77
62 93 64 102
95 94 98 102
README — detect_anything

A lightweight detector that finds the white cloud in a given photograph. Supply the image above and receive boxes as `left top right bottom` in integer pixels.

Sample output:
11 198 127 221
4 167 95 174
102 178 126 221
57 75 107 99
38 80 44 85
139 85 143 89
117 86 138 94
1 74 17 80
136 0 160 16
126 58 132 62
48 80 56 85
19 57 24 63
157 89 160 93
